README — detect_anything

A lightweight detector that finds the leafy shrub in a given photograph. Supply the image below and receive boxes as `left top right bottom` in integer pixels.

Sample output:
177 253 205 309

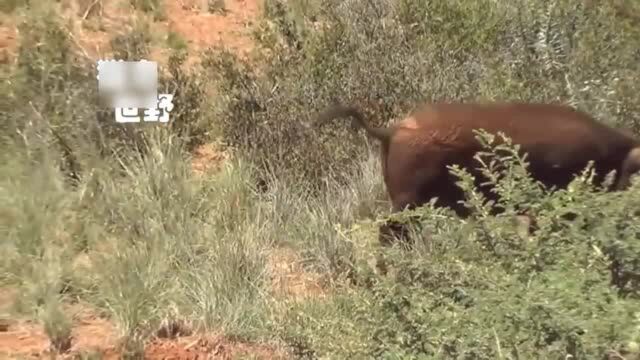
278 131 640 359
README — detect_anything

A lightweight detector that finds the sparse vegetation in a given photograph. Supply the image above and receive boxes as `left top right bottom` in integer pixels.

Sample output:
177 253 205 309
2 0 640 358
130 0 165 20
208 0 227 14
166 30 188 51
0 0 27 13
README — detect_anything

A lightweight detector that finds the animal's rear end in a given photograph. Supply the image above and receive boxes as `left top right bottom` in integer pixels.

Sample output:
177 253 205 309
315 101 640 246
409 102 638 188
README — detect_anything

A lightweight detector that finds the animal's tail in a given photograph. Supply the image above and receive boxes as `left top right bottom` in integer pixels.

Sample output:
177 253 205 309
315 103 394 143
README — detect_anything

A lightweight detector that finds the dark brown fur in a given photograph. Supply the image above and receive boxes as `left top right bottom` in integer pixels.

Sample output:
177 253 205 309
315 102 640 245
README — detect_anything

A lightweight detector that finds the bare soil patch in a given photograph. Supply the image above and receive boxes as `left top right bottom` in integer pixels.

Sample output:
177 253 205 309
164 0 259 54
0 16 18 65
0 295 289 359
0 300 120 359
191 142 230 175
145 334 287 359
267 248 330 302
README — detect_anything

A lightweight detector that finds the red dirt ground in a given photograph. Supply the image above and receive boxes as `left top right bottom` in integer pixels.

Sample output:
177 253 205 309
191 142 230 175
0 313 286 359
144 335 287 360
0 245 326 359
0 291 121 359
0 18 17 65
164 0 258 55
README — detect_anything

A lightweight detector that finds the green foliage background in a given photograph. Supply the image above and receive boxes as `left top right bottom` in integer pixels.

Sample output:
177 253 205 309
2 0 640 358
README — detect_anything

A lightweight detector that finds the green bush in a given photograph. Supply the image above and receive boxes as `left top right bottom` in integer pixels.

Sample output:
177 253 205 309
277 131 640 359
5 0 640 358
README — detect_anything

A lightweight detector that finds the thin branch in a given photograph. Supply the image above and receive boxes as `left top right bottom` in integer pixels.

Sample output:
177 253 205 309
82 0 101 21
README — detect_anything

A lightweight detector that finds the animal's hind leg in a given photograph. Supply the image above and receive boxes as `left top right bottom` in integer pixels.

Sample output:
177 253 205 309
375 199 422 277
377 147 451 247
378 218 413 247
378 165 445 247
378 195 422 248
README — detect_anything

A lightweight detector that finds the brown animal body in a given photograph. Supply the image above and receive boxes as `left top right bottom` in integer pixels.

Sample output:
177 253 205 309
316 102 640 245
